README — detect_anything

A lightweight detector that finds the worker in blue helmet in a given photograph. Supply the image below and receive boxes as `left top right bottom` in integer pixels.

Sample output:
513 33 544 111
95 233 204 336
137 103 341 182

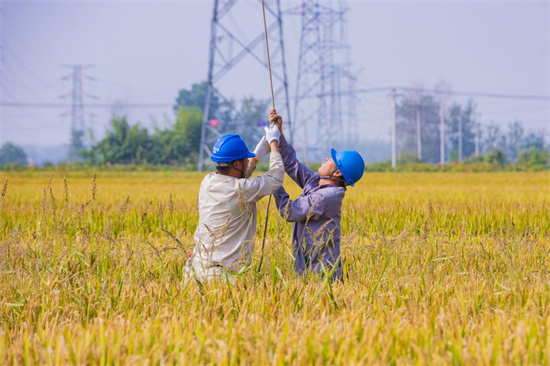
270 109 365 282
187 123 284 282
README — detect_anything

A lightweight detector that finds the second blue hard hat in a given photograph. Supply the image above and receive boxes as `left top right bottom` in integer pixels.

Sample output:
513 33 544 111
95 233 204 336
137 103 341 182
330 148 365 187
211 134 255 163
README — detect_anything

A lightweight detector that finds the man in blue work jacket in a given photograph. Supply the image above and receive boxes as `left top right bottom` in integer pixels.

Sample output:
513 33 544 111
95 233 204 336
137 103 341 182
269 109 365 281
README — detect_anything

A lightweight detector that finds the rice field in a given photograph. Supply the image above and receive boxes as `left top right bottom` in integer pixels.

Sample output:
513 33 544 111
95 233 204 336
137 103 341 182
1 170 549 365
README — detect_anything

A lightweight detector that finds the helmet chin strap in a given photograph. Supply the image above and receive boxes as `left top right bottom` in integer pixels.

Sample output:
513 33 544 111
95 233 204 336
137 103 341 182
217 159 245 178
319 168 347 185
230 163 245 178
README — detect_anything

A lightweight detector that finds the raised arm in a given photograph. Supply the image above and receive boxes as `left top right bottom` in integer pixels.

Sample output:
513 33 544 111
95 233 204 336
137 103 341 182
270 110 315 188
273 186 325 222
241 126 284 203
245 136 269 178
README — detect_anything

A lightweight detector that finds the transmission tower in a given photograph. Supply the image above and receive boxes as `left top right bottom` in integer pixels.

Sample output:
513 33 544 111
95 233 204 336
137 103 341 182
61 64 94 159
198 0 292 171
290 0 357 162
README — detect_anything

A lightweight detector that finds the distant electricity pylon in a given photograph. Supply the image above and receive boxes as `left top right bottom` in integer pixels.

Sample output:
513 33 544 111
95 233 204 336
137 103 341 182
61 65 93 138
198 0 292 171
60 64 96 157
289 0 357 162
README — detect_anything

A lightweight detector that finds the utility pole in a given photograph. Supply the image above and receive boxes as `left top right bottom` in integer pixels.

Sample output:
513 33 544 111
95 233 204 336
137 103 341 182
199 0 291 171
439 102 445 164
391 88 397 168
458 115 463 163
475 122 480 157
434 83 451 165
416 105 422 162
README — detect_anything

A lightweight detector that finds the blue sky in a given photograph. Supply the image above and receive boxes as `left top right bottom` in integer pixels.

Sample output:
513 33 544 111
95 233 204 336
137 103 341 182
1 0 548 149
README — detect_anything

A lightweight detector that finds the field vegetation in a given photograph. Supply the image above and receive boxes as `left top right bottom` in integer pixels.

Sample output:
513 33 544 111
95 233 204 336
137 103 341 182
1 171 549 365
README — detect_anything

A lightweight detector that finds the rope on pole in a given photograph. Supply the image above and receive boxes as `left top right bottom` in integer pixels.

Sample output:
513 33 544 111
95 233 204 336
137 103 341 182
258 0 275 273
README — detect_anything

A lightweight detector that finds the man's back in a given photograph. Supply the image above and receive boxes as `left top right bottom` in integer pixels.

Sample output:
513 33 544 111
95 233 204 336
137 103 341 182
190 150 284 280
193 172 258 270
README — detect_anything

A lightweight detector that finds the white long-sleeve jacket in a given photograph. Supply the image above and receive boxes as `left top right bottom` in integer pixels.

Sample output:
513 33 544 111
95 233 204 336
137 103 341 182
190 152 284 279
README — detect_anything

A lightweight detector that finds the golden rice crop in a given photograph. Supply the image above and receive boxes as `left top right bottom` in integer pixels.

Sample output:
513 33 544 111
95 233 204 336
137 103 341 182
1 171 549 365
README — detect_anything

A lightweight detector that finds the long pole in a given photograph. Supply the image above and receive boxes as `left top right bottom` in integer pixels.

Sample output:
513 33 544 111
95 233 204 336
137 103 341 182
261 0 275 110
275 0 293 144
258 0 276 273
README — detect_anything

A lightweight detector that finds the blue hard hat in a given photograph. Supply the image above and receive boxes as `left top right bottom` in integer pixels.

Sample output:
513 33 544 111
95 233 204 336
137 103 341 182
330 148 365 187
211 134 255 163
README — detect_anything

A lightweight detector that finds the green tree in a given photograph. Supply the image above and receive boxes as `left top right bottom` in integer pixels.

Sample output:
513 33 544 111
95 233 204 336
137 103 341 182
396 88 441 163
175 106 202 159
397 153 421 165
483 148 506 166
483 122 505 152
89 117 153 164
174 81 236 135
448 149 459 164
0 143 28 165
446 99 477 161
518 147 549 168
84 109 204 166
521 129 545 151
152 106 203 165
505 120 524 163
175 82 206 112
174 81 221 116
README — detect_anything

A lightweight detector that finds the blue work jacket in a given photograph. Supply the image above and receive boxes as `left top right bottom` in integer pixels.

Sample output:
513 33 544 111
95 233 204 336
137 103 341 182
273 135 346 281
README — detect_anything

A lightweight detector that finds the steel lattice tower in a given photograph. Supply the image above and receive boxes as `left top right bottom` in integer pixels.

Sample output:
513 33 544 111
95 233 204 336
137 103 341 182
61 64 94 138
61 64 95 160
199 0 292 171
290 0 356 162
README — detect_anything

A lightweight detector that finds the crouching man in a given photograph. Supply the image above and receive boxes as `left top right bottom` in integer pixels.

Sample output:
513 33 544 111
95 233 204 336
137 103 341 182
270 110 365 282
186 124 283 282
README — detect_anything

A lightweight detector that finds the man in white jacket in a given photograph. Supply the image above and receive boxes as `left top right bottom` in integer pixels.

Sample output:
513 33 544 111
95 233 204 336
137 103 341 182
186 123 283 282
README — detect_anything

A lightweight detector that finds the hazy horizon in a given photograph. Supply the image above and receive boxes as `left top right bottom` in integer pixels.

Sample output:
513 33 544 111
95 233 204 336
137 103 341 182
1 0 548 157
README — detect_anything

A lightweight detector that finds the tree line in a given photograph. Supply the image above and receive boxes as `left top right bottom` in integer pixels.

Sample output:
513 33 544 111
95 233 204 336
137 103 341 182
396 87 548 168
78 82 268 167
1 82 548 169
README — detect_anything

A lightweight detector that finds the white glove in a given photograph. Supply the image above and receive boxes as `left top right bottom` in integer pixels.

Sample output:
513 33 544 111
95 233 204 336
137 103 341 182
264 124 281 144
253 136 270 161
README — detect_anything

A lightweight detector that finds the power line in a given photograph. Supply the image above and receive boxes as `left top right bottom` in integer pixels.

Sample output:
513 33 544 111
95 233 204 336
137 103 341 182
1 37 56 90
2 91 545 109
1 86 47 127
2 61 48 102
1 102 172 108
354 87 550 101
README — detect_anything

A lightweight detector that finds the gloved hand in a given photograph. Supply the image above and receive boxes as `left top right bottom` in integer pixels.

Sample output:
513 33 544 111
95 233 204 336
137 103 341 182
253 136 270 161
264 124 281 144
269 109 283 134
